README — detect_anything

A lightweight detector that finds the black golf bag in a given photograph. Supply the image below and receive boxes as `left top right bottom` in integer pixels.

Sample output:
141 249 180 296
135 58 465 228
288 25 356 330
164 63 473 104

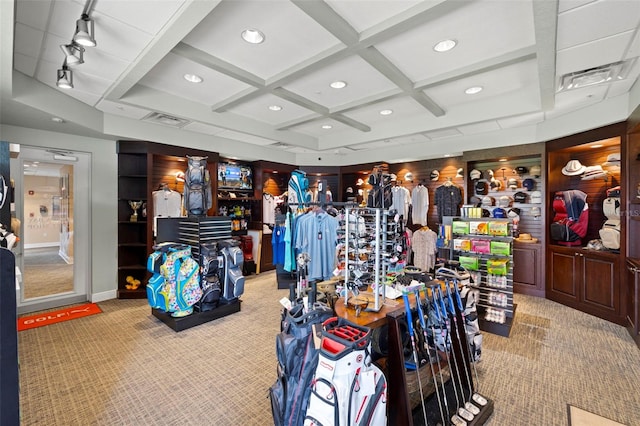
195 242 221 312
218 239 245 302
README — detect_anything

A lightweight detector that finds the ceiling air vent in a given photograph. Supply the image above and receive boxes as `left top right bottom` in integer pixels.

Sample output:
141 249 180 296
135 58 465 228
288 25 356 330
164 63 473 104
143 112 190 128
558 60 634 92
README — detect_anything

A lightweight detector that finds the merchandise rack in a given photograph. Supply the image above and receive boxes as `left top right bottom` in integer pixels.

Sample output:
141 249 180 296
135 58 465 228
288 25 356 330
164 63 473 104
448 217 516 337
342 207 403 312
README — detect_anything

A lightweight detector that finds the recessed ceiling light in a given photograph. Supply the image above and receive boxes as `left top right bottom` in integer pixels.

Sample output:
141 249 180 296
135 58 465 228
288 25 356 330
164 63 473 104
241 29 265 44
590 144 603 148
499 158 508 162
465 86 483 95
183 73 203 83
268 105 283 111
379 109 393 116
433 39 457 52
330 81 347 89
51 117 64 123
444 154 451 157
321 124 332 129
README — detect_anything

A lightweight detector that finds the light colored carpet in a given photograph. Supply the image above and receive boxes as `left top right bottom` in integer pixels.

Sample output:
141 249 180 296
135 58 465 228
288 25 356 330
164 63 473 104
17 272 640 425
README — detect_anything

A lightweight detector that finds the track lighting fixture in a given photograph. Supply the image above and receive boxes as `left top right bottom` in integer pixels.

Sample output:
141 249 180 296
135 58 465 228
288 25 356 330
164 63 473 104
73 14 96 47
60 43 84 65
56 63 73 89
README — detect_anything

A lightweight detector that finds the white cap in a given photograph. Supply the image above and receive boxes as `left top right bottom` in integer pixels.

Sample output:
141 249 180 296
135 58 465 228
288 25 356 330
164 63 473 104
530 191 542 203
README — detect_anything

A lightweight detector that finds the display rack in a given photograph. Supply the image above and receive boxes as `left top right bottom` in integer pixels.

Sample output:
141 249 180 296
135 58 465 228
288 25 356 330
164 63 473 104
342 207 404 312
449 217 516 337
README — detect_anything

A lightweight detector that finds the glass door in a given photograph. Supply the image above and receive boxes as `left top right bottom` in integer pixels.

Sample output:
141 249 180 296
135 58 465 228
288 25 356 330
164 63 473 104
12 146 90 314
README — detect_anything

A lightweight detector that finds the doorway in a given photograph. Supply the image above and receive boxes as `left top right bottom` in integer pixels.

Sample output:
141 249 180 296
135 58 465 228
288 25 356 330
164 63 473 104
12 146 90 314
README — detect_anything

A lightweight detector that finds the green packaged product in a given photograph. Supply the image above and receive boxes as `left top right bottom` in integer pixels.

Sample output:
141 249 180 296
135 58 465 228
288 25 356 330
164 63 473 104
490 241 511 256
487 258 509 275
452 221 470 235
459 255 479 271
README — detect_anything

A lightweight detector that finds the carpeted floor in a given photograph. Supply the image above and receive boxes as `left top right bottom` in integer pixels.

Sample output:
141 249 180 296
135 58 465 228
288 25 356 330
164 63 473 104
17 271 640 425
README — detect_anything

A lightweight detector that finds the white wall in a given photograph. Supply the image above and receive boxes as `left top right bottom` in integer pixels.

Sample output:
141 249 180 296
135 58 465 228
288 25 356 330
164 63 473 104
1 124 118 298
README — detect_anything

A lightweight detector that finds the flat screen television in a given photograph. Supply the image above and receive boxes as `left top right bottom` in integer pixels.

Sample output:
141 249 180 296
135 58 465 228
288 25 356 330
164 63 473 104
217 162 253 191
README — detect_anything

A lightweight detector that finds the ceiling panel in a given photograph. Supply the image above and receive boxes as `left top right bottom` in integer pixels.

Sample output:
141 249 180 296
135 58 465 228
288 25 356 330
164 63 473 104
93 0 186 35
282 55 397 109
13 53 38 77
341 95 426 124
423 59 539 109
216 129 279 146
375 0 535 82
15 0 51 31
182 0 342 80
324 0 421 32
458 121 501 135
556 30 635 76
557 0 640 50
96 99 152 120
13 23 45 62
226 93 316 125
288 117 353 137
182 121 226 136
140 53 253 106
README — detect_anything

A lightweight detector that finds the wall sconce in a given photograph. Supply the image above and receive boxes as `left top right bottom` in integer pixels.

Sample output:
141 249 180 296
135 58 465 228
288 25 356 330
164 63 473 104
56 63 73 89
60 43 84 65
73 14 96 47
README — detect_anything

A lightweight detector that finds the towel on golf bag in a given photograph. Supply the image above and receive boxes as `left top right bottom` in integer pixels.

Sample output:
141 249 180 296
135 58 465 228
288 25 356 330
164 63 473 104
270 302 333 426
459 286 482 362
304 317 387 426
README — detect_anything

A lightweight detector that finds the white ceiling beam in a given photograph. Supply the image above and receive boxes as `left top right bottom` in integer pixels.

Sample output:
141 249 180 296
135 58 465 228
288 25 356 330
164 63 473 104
532 0 558 111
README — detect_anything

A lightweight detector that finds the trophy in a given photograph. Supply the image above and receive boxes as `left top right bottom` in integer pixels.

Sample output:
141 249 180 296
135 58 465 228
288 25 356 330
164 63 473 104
128 200 143 222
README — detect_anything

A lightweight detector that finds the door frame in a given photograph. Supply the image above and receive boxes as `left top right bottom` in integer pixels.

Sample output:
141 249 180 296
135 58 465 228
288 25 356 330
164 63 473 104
13 146 91 314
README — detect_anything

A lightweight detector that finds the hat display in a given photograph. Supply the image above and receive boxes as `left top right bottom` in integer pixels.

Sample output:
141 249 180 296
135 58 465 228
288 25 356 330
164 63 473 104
484 169 494 180
515 233 538 243
470 169 482 180
490 179 502 191
514 191 527 203
498 195 512 208
469 196 482 206
507 178 518 190
529 165 541 177
481 196 494 207
515 166 528 175
430 170 440 181
562 159 587 176
404 172 413 182
346 186 354 194
508 207 521 218
602 152 621 167
530 206 542 217
530 191 542 203
356 178 364 186
522 178 535 191
581 165 608 181
389 173 397 182
456 168 464 178
492 208 507 218
475 180 489 195
481 208 491 217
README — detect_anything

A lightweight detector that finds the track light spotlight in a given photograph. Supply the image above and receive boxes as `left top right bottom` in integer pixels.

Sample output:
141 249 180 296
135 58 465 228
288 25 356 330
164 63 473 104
60 43 84 65
73 14 96 47
56 64 73 89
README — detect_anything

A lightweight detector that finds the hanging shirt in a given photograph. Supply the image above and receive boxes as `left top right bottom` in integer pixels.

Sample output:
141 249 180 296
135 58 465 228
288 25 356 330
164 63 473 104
263 193 276 226
294 211 339 281
271 225 286 265
392 185 411 223
152 189 182 235
434 184 463 224
412 228 438 271
411 185 429 226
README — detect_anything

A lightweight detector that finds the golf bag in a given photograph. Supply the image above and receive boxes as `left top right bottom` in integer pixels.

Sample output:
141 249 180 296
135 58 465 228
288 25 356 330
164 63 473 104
288 169 311 213
270 302 333 426
304 318 387 426
459 286 482 362
218 239 245 302
183 155 212 216
145 243 202 317
195 242 221 312
599 196 621 250
549 190 589 246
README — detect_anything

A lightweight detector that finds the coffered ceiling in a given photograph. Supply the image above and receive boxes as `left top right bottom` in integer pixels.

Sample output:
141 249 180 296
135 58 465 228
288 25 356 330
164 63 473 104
2 0 640 165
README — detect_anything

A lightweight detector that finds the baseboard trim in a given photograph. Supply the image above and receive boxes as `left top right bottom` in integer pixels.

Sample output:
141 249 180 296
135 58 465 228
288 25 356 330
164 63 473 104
92 290 117 303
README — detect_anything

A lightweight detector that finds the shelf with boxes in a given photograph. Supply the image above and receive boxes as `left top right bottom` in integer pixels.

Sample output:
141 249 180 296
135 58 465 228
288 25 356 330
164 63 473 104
450 217 516 337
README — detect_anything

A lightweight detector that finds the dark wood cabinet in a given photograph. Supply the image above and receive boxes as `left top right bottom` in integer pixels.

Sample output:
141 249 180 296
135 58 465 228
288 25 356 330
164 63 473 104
116 141 219 299
627 259 640 347
513 242 544 297
548 246 621 323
